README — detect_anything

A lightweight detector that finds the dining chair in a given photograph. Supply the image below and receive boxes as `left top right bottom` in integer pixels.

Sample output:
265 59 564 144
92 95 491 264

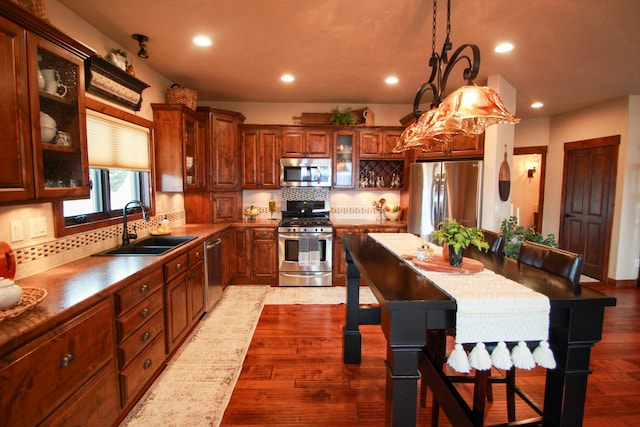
481 229 506 255
420 241 585 426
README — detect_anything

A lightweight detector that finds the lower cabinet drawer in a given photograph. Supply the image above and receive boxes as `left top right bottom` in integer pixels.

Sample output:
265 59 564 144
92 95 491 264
116 288 163 341
118 310 164 370
119 332 166 406
40 362 119 427
0 300 114 427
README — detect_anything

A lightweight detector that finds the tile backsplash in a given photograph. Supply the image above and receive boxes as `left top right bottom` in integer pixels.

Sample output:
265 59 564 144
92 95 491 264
11 211 185 280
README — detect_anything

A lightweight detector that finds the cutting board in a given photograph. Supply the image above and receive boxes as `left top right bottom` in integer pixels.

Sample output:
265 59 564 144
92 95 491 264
410 254 484 274
0 241 16 279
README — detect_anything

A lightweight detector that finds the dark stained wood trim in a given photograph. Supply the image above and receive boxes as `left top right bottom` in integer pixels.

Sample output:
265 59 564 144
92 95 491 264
514 146 547 232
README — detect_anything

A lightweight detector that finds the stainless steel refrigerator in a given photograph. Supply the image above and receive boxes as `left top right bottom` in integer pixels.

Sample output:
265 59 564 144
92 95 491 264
407 160 483 237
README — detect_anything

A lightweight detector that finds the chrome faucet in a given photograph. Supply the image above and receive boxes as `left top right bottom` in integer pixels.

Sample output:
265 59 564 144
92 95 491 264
122 200 149 245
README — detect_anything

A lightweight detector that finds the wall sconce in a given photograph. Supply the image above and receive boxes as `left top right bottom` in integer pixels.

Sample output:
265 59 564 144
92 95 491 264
527 166 537 179
132 34 149 59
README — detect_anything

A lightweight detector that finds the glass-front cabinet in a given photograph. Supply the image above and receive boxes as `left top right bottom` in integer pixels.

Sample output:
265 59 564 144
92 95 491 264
31 36 89 198
333 131 355 188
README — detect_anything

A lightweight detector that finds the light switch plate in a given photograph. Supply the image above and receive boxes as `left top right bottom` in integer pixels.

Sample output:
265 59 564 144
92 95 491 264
10 220 23 242
30 217 47 238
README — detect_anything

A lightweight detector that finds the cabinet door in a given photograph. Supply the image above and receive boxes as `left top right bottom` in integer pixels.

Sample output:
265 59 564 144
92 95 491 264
333 131 355 188
281 128 305 157
241 128 260 188
258 130 280 188
30 35 89 199
165 275 190 353
332 227 354 283
381 131 405 159
253 228 277 282
230 227 251 281
0 15 34 202
183 114 204 190
305 129 331 157
188 260 205 323
212 191 241 222
212 115 239 189
358 131 381 158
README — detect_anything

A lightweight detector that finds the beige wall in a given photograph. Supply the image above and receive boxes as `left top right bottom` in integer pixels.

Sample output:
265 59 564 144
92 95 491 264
529 96 638 281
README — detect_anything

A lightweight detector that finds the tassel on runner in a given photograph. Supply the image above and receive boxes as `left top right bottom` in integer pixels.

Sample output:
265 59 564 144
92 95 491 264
447 343 471 373
468 342 492 371
511 341 536 370
532 340 556 369
491 341 513 370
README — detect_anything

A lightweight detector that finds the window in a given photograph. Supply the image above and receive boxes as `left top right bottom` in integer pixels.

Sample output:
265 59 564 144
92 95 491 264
54 100 154 236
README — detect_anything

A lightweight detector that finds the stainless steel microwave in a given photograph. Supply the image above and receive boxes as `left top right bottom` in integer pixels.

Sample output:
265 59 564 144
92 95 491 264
280 158 332 187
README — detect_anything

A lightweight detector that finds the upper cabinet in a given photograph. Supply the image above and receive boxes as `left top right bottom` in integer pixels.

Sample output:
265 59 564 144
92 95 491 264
240 126 280 189
358 129 404 159
281 127 331 158
416 133 485 159
196 107 246 190
333 130 356 188
0 4 93 203
153 104 206 192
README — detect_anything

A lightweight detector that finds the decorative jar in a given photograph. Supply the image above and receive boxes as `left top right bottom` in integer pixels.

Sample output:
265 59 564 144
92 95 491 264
0 278 22 310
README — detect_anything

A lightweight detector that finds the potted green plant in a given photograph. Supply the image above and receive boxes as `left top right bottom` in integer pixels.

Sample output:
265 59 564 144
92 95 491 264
329 106 358 125
431 217 489 266
500 216 558 259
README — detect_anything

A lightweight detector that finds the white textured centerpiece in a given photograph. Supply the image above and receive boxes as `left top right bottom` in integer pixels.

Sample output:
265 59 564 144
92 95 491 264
368 233 555 373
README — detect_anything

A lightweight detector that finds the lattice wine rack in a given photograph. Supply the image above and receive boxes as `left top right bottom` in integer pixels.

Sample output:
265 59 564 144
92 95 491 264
358 160 404 189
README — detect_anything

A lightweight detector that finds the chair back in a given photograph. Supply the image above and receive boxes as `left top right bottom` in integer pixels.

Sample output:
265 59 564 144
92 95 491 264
518 241 584 293
482 229 506 255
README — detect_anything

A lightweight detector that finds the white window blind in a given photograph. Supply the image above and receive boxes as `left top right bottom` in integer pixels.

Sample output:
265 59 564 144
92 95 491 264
86 109 150 171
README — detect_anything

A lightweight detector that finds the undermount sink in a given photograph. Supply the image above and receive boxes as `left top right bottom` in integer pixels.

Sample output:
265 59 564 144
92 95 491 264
94 235 197 256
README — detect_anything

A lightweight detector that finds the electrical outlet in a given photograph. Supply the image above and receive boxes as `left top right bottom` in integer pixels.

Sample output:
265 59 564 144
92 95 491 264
10 220 23 242
30 217 47 238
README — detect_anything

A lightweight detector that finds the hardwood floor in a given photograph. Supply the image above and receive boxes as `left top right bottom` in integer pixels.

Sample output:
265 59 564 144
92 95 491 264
221 284 640 426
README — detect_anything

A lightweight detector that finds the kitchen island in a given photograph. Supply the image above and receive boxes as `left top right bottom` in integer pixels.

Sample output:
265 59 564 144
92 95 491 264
342 233 616 426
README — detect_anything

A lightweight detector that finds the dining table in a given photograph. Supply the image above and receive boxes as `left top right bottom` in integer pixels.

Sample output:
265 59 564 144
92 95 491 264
341 233 617 427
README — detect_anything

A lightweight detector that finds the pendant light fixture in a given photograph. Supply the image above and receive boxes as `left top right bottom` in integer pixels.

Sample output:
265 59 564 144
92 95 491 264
132 34 149 59
394 0 520 152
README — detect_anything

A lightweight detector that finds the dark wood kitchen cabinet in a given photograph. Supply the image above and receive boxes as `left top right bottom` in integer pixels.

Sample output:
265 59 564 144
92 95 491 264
164 244 205 354
252 227 278 283
358 129 404 159
416 132 485 159
0 4 93 204
281 127 331 158
0 299 119 427
241 126 280 189
153 104 206 192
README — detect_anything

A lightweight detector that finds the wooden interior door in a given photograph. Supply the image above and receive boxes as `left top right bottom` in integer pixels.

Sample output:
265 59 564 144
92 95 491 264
560 135 619 281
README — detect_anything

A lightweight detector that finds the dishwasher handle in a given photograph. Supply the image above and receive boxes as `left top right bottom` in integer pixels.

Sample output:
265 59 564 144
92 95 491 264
206 238 222 250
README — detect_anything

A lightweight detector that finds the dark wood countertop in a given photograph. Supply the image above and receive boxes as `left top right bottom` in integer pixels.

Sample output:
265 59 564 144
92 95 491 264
331 219 407 227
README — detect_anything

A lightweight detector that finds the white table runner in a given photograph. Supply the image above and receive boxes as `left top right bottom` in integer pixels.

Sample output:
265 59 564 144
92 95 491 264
368 233 556 373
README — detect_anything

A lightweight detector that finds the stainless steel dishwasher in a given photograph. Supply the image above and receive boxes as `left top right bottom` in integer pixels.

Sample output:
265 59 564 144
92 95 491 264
204 235 223 311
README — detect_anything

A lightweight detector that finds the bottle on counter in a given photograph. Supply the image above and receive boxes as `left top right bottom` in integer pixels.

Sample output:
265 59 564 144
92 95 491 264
268 193 276 220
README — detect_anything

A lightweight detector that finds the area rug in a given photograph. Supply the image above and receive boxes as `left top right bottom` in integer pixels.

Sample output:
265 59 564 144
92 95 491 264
120 285 377 426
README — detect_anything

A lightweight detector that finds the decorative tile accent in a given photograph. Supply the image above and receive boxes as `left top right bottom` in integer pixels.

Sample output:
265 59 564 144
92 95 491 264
282 187 329 201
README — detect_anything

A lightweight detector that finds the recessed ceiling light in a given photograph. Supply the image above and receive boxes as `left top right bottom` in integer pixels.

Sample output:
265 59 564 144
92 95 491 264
531 102 544 109
281 74 295 83
385 76 399 85
193 36 212 47
495 42 514 53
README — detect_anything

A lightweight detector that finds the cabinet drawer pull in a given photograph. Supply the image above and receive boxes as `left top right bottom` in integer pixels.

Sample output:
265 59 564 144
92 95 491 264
141 331 151 342
60 352 76 367
175 263 183 271
195 251 201 258
139 284 149 294
261 231 267 237
141 308 150 318
143 359 153 370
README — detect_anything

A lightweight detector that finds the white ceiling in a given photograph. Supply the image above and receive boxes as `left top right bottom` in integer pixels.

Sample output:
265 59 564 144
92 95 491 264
57 0 640 119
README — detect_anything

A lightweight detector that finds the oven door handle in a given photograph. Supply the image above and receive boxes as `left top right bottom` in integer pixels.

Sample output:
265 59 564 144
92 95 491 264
278 232 333 239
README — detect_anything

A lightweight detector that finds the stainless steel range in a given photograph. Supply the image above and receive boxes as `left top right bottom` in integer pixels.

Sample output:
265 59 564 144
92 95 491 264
278 200 333 287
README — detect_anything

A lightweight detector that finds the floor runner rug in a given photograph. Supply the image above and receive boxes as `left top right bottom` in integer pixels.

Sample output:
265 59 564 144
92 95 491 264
120 285 376 426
